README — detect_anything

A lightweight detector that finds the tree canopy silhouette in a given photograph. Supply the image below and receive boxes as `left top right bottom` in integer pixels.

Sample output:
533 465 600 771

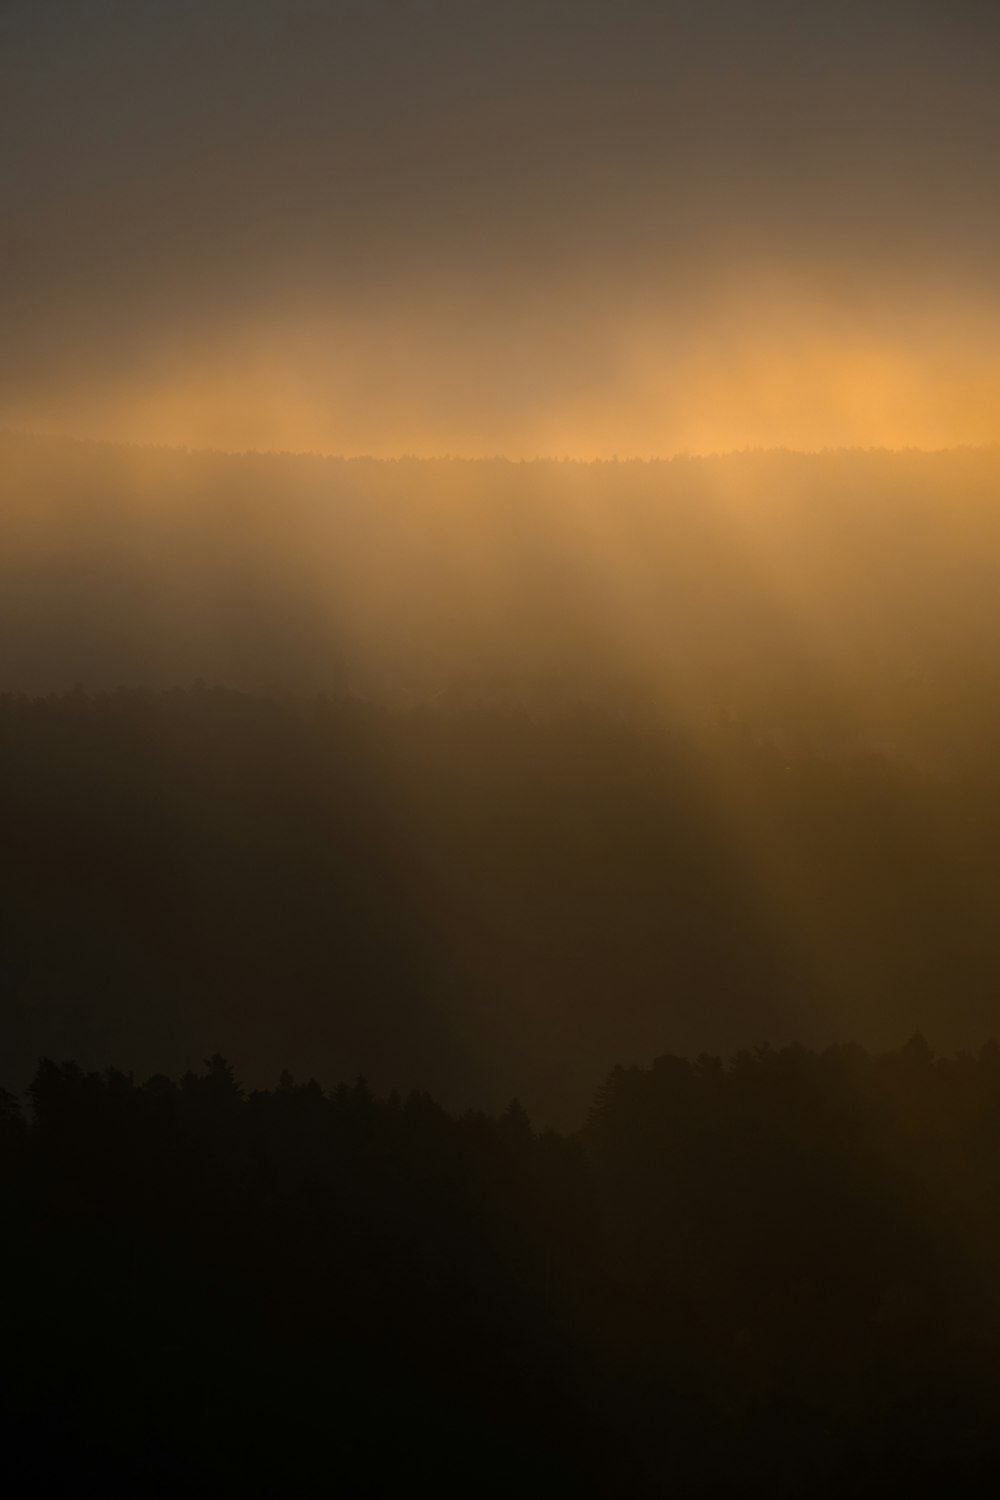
6 1041 1000 1495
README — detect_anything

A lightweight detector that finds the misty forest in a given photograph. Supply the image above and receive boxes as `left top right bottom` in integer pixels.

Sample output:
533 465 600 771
7 0 1000 1494
6 437 1000 1493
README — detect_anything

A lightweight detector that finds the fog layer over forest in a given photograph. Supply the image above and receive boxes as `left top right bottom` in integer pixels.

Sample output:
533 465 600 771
6 437 1000 1118
6 434 1000 768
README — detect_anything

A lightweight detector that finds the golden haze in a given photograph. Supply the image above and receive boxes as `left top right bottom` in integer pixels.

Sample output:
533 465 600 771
7 279 1000 458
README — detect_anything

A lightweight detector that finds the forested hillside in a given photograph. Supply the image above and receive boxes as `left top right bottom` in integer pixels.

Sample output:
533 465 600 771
6 685 1000 1118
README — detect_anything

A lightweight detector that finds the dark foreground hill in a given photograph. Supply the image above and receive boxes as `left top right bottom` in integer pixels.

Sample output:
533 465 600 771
4 1040 1000 1497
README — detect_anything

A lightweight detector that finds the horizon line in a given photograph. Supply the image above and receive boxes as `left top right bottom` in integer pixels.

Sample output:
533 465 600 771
3 425 999 466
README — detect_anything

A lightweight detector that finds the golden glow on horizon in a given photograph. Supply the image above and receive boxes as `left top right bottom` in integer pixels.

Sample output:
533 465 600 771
5 279 1000 459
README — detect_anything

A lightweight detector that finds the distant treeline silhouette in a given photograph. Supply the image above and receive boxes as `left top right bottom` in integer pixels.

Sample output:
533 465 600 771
7 434 1000 769
5 1039 1000 1496
7 685 1000 1119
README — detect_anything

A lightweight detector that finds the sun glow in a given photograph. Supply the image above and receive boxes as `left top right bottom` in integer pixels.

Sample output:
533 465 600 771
6 277 1000 460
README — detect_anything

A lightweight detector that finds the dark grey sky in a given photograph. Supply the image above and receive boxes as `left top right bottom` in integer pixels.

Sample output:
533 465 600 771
4 0 999 454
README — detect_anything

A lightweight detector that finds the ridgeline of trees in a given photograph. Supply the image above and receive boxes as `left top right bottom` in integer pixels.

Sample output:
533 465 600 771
7 684 1000 1119
5 1039 1000 1495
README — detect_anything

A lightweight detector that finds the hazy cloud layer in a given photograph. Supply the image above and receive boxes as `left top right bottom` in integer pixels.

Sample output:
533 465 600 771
4 0 1000 453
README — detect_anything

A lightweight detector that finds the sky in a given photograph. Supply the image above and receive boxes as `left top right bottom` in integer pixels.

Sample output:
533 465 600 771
3 0 1000 456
